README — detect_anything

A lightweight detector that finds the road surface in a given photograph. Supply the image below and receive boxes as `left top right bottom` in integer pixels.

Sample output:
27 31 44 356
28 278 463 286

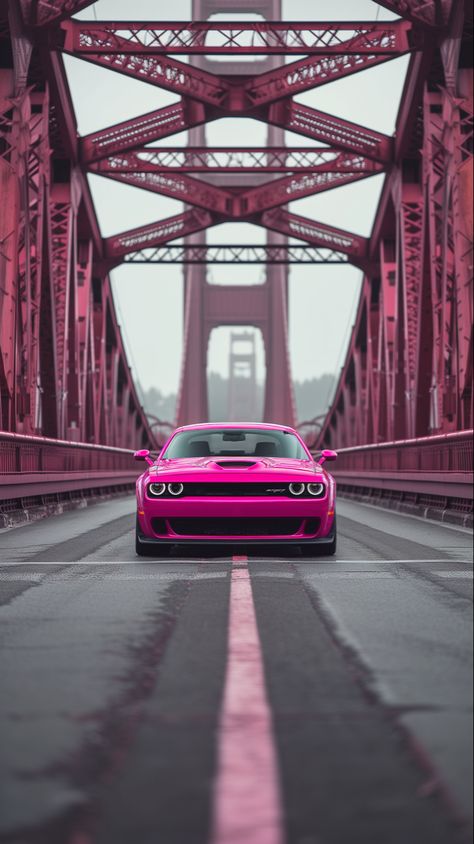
0 497 472 844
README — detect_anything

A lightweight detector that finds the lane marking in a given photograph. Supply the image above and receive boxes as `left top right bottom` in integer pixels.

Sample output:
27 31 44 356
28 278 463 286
0 558 471 567
212 555 283 844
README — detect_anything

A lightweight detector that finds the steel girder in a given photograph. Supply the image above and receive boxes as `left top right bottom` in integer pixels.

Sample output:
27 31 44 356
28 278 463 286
62 19 414 56
62 25 414 113
6 0 471 444
82 100 393 165
374 0 453 26
105 210 214 262
90 147 384 174
95 154 383 217
20 1 96 26
104 209 368 267
72 16 396 272
0 8 155 448
317 83 473 447
121 245 352 265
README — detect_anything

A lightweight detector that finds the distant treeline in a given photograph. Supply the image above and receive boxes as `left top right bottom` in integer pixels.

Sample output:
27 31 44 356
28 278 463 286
140 371 336 425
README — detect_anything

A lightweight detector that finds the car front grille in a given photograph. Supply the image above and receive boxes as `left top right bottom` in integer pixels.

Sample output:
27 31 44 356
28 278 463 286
173 483 294 497
166 517 304 536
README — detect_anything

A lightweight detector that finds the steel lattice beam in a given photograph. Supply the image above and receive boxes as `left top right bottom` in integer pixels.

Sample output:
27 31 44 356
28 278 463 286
242 47 415 108
266 101 393 163
236 164 383 216
64 44 231 107
90 147 385 174
96 153 383 217
20 1 97 25
82 100 392 165
62 19 414 55
122 245 351 264
81 101 208 163
104 206 368 265
374 0 452 26
105 209 214 259
62 23 414 113
103 169 232 214
261 209 369 263
5 0 470 447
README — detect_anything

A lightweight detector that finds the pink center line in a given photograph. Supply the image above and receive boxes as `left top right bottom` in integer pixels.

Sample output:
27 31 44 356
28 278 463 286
211 555 284 844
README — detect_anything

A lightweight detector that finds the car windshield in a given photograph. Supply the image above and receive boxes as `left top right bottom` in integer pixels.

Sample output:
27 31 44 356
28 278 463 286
162 428 310 460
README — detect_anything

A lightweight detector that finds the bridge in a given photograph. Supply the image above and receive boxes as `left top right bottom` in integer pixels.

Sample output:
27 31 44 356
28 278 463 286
0 1 472 843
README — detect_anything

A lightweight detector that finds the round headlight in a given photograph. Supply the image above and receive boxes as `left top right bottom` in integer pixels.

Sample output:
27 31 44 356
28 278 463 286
289 482 305 496
168 482 184 496
307 482 325 497
148 482 166 497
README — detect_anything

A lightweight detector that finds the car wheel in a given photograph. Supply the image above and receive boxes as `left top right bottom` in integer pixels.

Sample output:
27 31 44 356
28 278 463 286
300 517 336 558
135 519 170 558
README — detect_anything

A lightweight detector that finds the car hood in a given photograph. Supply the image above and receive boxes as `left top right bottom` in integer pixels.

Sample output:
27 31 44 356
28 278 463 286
147 456 325 478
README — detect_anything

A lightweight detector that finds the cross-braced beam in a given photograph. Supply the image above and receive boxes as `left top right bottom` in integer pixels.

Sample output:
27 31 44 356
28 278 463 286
90 147 384 174
374 0 452 26
105 209 214 260
62 19 414 55
95 153 383 217
104 207 368 266
122 245 352 264
82 100 393 164
62 22 414 112
20 0 96 26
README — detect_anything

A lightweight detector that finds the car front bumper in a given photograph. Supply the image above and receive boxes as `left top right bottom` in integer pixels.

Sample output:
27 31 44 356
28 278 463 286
137 497 335 546
135 522 336 548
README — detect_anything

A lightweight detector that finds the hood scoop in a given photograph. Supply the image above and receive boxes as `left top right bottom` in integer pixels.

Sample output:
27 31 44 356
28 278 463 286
215 460 256 469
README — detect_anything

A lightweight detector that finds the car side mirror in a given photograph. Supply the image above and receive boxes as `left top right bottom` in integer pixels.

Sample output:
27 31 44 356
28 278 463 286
134 449 154 466
318 449 337 465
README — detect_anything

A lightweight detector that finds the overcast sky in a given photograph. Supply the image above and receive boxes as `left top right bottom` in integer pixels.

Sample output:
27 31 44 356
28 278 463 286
66 0 407 397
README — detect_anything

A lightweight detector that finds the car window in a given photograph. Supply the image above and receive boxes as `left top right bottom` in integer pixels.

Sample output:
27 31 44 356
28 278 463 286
162 429 310 460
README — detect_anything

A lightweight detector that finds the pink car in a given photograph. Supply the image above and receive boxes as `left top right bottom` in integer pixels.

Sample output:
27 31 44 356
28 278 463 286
134 423 337 557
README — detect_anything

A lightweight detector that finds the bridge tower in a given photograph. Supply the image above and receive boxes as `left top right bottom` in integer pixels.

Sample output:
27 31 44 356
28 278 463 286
227 331 258 421
174 0 296 428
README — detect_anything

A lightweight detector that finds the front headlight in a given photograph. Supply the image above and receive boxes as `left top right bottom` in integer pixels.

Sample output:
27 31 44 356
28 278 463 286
307 482 325 497
168 482 184 496
289 482 305 496
148 482 166 497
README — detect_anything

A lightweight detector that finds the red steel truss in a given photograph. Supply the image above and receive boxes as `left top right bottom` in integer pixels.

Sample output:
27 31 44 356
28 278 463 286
104 211 368 267
121 245 353 265
318 1 473 447
20 1 96 26
61 29 414 118
0 3 155 447
90 147 383 174
62 19 414 55
82 101 393 164
1 0 472 445
94 155 383 217
374 1 453 26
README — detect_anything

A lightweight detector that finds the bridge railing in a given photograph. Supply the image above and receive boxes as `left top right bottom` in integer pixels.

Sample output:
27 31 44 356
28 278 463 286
325 429 473 523
0 431 148 513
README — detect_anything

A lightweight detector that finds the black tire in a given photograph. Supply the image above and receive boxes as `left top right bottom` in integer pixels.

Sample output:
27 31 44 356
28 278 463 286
135 519 170 558
300 517 336 558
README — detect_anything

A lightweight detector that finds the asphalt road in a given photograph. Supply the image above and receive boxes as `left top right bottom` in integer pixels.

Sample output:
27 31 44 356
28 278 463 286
0 497 472 844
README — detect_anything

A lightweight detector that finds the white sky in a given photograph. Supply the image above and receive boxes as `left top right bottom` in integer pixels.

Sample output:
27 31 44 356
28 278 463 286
67 0 408 395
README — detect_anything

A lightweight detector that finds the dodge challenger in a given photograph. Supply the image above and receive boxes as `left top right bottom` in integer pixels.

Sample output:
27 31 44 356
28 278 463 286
134 423 337 557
